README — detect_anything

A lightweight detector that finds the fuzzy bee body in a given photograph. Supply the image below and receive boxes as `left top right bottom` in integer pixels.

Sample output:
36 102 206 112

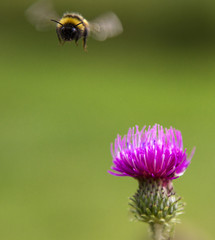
53 13 89 49
26 0 123 50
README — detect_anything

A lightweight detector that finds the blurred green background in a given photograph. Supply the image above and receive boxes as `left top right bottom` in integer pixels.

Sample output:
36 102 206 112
0 0 215 239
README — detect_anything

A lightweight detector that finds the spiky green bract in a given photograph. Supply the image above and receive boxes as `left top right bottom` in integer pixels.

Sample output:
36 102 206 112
129 179 184 240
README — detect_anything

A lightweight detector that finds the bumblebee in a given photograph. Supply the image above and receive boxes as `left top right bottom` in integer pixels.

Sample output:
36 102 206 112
26 0 123 50
51 13 89 49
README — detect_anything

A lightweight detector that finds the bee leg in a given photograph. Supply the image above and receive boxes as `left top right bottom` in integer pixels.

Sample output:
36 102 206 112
82 35 87 51
82 28 88 51
75 37 79 46
56 29 63 45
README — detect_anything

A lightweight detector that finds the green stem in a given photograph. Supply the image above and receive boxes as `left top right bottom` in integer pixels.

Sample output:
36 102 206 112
150 223 165 240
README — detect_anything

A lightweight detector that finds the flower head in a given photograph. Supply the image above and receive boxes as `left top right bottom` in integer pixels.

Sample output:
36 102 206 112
109 124 195 180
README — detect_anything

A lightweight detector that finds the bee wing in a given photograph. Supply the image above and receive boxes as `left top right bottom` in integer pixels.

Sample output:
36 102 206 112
25 0 59 31
89 12 123 41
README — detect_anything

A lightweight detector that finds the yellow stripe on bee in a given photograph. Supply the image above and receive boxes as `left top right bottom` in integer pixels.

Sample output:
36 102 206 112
58 17 88 31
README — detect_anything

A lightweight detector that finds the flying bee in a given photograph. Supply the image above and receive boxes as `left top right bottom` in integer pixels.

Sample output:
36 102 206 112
50 13 90 50
26 0 123 50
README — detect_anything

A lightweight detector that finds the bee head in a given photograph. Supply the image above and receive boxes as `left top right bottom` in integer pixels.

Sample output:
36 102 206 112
60 24 78 40
51 19 82 41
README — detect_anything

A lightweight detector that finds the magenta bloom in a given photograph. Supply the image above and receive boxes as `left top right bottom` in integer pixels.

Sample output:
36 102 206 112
109 124 195 180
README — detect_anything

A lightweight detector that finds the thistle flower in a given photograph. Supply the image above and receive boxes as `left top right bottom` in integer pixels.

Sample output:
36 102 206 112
108 124 195 240
109 124 195 180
